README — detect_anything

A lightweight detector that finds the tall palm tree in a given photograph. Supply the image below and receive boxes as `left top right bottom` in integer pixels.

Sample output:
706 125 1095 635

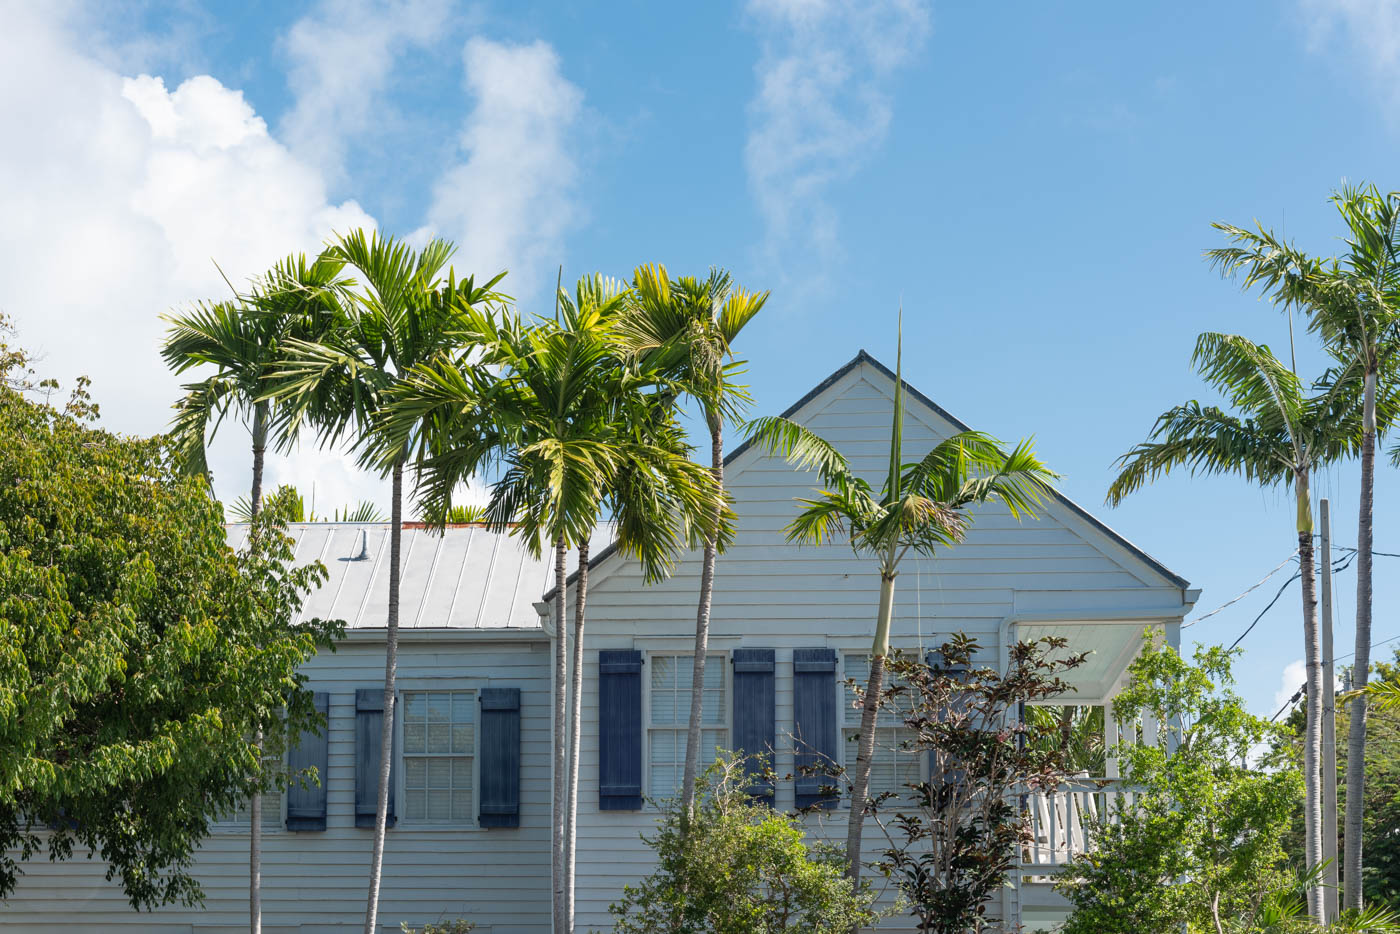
619 264 768 817
1208 187 1400 910
162 251 349 934
264 229 506 934
746 324 1056 885
390 281 718 934
1107 332 1360 922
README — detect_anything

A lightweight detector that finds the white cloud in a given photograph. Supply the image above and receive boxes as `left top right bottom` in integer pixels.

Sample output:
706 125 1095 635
1299 0 1400 103
0 6 584 520
744 0 930 269
417 37 584 296
1273 659 1308 714
1271 658 1338 715
279 0 455 187
0 3 376 514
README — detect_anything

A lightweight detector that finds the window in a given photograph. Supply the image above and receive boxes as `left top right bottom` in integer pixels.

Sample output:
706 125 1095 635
212 791 283 834
843 654 921 799
402 690 475 823
648 655 727 799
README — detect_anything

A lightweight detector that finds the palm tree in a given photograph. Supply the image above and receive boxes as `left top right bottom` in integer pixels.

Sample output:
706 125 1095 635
1208 187 1400 910
389 278 718 934
619 264 768 817
263 229 506 934
1107 332 1360 922
162 251 349 934
746 323 1056 885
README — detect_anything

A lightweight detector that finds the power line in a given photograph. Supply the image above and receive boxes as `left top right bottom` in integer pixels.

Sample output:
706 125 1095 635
1227 549 1359 651
1185 550 1297 629
1269 633 1399 721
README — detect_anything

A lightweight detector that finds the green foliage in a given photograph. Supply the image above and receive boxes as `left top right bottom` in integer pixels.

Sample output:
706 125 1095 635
1057 642 1301 934
400 921 475 933
0 344 341 909
608 756 883 934
1284 649 1400 909
227 484 386 523
872 636 1089 934
1023 704 1106 776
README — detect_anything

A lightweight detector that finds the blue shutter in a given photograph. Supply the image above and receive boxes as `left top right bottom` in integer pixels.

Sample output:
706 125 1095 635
355 688 396 829
478 688 521 828
287 691 329 831
598 650 643 811
793 648 838 809
926 651 969 785
732 649 776 803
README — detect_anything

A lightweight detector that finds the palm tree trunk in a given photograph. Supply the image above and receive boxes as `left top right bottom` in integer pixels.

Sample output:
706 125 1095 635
680 420 724 816
249 400 267 934
1297 472 1325 923
362 458 403 934
565 537 589 934
552 535 568 934
845 568 897 885
1344 368 1377 911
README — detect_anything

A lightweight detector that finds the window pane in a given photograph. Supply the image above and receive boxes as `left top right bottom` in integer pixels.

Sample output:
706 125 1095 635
426 693 451 722
404 722 426 754
404 757 426 789
651 655 676 689
452 692 474 724
404 692 426 722
406 789 425 820
427 723 452 754
452 723 474 755
427 758 452 789
453 789 473 822
427 789 451 820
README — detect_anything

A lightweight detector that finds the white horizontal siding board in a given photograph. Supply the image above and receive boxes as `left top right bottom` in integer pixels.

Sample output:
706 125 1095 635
3 636 551 932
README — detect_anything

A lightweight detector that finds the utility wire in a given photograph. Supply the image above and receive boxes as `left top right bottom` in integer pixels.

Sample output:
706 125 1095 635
1269 633 1400 721
1228 549 1360 651
1185 550 1298 629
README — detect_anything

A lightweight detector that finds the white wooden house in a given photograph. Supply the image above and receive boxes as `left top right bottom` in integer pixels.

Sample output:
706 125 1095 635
1 351 1195 933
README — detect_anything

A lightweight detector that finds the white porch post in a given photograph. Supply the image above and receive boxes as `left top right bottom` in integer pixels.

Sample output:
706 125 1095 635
1105 701 1120 779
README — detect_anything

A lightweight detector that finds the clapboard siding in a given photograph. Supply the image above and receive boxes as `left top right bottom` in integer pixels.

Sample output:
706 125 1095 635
2 638 552 933
570 361 1189 932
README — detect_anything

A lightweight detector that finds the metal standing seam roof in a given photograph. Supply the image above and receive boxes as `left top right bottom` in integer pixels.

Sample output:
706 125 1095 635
224 523 563 630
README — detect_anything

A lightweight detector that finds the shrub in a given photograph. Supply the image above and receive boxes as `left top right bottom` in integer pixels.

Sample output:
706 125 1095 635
868 634 1088 934
609 755 883 933
1056 642 1300 934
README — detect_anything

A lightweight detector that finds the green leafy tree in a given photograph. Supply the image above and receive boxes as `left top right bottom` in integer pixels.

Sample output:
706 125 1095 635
609 755 883 934
265 229 506 934
871 636 1088 934
1292 647 1400 910
0 339 339 909
1108 332 1361 921
746 321 1056 884
1209 186 1400 909
1056 643 1300 934
620 264 768 818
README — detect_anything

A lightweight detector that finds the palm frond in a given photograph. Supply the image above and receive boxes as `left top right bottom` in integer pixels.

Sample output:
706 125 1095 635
743 415 855 491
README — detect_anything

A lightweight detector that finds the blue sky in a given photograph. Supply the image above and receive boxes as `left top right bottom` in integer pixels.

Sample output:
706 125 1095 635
2 0 1397 717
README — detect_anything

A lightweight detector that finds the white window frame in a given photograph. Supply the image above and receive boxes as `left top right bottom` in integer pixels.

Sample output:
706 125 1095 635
394 682 482 831
840 652 924 807
643 652 731 805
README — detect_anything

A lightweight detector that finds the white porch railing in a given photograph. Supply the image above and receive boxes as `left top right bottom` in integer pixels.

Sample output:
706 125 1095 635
1021 777 1138 870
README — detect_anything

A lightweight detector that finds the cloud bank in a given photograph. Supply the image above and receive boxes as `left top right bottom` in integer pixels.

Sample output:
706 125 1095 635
0 3 583 515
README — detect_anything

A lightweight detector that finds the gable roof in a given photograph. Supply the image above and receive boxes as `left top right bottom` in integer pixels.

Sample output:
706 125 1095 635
543 349 1190 600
